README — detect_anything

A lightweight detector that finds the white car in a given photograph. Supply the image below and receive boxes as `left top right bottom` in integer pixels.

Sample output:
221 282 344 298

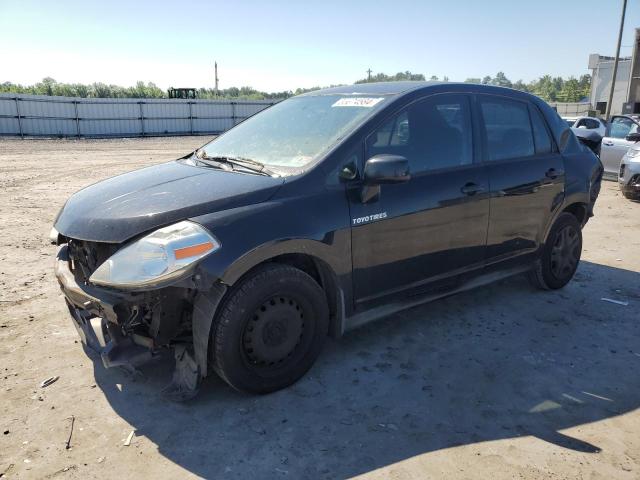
600 115 640 179
619 140 640 200
563 116 607 137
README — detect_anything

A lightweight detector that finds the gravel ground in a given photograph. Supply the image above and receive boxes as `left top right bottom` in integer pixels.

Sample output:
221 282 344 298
0 137 639 480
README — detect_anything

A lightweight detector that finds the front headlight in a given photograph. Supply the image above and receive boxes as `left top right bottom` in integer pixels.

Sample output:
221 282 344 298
627 148 640 159
89 221 220 289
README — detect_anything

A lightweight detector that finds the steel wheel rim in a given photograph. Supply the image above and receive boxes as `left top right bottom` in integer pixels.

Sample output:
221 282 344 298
242 295 305 368
550 225 580 279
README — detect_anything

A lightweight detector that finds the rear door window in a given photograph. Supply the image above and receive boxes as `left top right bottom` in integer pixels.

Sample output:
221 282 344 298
479 96 535 161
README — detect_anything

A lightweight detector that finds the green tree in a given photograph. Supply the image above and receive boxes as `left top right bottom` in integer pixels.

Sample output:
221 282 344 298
0 73 591 102
90 82 112 98
532 75 557 101
355 71 425 84
512 80 529 92
577 74 591 99
34 77 57 96
72 83 90 97
491 71 512 88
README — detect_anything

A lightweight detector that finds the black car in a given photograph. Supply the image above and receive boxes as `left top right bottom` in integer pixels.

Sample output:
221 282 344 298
52 82 603 398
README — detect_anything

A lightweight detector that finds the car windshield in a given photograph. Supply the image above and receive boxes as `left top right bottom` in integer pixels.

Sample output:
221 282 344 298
200 94 390 173
565 119 575 127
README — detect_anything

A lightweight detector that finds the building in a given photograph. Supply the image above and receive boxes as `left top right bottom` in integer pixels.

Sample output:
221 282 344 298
589 28 640 115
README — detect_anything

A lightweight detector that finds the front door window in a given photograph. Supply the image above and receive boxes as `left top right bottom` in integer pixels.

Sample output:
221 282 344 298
609 117 638 139
366 94 473 173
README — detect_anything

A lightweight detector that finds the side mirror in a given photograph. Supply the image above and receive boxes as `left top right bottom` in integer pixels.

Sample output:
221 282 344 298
363 155 410 185
625 132 640 142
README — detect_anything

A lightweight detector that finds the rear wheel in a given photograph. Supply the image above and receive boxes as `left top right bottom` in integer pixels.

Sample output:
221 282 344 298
211 263 328 394
528 212 582 290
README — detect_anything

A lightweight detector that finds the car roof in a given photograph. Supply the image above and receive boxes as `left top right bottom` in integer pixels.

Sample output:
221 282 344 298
298 82 559 104
299 81 446 96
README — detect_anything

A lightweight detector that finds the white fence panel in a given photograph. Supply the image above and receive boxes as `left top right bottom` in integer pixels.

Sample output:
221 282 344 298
145 118 190 134
0 94 278 138
0 117 19 135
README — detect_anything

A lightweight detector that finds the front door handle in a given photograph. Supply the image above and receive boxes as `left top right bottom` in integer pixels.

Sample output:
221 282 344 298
545 168 563 179
460 182 484 195
603 141 614 146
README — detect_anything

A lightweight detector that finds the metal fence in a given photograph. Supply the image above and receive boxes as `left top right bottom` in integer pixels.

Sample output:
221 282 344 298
0 94 278 138
548 102 594 117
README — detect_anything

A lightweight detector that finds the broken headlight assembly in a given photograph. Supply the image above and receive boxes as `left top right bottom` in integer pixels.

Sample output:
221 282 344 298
89 220 220 289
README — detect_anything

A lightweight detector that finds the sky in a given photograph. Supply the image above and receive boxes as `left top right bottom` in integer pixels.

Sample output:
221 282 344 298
2 0 640 93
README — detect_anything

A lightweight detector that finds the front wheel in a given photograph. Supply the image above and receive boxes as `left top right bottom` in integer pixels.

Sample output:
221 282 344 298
210 263 329 394
528 212 582 290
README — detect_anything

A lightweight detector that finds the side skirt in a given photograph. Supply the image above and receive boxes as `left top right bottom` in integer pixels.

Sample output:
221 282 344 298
343 265 531 332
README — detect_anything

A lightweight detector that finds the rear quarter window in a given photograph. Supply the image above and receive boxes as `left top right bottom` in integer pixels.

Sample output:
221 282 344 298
529 105 553 154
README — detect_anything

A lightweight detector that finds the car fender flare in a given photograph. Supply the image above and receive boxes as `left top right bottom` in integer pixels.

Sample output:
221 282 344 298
541 197 588 245
219 237 348 287
217 237 350 337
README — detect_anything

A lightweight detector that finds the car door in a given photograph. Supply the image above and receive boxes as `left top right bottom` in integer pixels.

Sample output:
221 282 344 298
601 116 639 177
477 95 565 263
348 93 490 307
595 118 607 138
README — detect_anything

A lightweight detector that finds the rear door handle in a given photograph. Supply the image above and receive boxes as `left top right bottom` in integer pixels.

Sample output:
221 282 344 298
460 182 484 195
545 168 563 179
603 141 614 146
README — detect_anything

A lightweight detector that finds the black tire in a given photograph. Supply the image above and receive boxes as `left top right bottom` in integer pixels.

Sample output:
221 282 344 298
528 212 582 290
210 263 329 394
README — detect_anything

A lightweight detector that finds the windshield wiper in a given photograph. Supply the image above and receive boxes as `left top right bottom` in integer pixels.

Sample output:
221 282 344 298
194 150 278 177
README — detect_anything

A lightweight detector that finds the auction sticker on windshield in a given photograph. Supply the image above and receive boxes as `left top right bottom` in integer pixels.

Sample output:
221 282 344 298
332 97 384 108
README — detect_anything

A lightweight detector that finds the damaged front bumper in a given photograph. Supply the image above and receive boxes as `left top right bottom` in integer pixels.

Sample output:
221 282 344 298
55 245 155 369
54 244 226 398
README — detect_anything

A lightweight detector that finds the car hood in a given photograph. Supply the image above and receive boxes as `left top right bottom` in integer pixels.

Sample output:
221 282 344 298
55 160 285 243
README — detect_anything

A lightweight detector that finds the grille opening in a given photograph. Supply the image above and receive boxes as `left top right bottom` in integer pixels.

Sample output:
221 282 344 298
67 239 119 283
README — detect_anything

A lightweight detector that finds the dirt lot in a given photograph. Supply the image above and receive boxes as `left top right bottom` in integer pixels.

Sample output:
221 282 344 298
0 137 639 479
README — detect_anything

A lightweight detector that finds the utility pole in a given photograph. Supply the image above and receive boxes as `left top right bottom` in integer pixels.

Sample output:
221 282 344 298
605 0 627 120
214 61 219 97
366 68 372 82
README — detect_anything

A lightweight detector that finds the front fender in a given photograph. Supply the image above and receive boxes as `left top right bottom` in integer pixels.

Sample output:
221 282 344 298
217 236 350 286
189 190 352 288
